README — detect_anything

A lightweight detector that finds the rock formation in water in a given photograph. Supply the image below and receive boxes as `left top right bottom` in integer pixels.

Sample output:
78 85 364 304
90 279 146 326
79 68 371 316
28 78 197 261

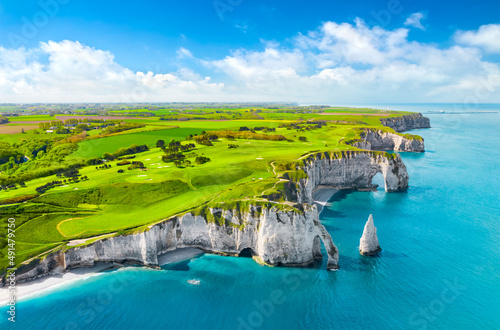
359 214 382 255
380 113 431 132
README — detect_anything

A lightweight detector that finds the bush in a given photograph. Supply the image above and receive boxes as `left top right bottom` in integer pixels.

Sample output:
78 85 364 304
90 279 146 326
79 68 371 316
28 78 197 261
117 169 124 173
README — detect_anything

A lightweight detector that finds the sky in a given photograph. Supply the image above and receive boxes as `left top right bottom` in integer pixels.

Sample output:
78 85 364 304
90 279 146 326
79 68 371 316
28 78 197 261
0 0 499 104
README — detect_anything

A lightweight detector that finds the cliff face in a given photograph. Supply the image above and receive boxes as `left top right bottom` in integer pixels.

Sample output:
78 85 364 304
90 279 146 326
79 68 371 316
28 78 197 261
14 205 340 283
380 113 431 132
351 129 425 152
287 151 409 204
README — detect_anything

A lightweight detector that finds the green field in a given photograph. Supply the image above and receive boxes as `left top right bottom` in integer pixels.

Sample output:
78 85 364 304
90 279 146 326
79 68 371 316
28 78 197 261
0 106 421 272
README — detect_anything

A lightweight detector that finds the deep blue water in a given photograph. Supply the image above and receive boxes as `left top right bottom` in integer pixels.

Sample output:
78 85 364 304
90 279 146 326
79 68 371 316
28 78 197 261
2 106 500 329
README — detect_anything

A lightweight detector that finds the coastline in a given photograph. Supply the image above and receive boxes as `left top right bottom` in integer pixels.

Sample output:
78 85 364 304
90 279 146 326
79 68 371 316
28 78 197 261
0 248 205 306
0 262 112 306
313 186 339 214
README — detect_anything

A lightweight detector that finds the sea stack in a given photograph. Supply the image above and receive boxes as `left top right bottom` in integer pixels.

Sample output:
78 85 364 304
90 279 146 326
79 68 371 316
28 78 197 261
359 214 382 255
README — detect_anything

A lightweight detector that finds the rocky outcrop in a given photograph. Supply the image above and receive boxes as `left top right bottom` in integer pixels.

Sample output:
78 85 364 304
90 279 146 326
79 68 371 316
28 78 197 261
380 113 431 132
359 214 381 255
12 204 340 284
350 129 424 152
285 151 409 204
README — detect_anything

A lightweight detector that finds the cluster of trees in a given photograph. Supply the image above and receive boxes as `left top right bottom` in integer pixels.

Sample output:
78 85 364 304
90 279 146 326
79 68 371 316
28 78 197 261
128 161 145 170
0 116 9 124
160 139 197 167
0 139 78 175
161 140 196 153
102 144 149 160
34 170 89 193
35 180 62 194
102 123 144 134
195 156 211 165
192 130 287 142
298 136 308 142
239 126 276 133
191 133 219 145
38 121 64 130
56 168 80 178
86 158 104 166
0 182 24 191
95 164 112 170
279 121 327 131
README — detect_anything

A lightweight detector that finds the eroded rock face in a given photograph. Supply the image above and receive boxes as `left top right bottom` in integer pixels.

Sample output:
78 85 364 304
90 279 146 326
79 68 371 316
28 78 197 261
359 214 381 255
352 129 425 152
292 151 409 204
380 113 431 132
13 205 340 283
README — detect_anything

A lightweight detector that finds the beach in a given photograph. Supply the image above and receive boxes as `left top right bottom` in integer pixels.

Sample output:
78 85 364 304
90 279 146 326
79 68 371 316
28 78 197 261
0 248 205 306
0 262 112 306
313 186 339 213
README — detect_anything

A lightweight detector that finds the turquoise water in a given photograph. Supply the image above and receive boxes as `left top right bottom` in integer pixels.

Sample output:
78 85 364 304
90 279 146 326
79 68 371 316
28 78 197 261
2 107 500 329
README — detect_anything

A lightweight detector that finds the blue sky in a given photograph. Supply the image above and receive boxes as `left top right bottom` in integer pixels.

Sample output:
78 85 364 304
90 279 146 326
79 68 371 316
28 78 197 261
0 0 499 103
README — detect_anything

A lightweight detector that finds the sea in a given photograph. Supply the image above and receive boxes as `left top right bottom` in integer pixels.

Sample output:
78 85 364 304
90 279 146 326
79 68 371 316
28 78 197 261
1 104 499 329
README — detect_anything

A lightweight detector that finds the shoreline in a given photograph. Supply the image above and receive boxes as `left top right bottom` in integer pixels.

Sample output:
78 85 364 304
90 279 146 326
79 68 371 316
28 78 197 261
313 186 339 214
0 248 204 306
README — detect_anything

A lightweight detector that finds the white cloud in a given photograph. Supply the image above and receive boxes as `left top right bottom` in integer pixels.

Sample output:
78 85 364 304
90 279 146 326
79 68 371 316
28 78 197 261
176 47 193 59
404 12 426 30
0 41 223 102
455 24 500 53
0 21 500 104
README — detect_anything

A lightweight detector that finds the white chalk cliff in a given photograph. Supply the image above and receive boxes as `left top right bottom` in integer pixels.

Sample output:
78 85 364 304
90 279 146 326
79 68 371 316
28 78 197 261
350 129 425 152
13 204 340 283
380 113 431 133
359 214 382 255
283 151 409 204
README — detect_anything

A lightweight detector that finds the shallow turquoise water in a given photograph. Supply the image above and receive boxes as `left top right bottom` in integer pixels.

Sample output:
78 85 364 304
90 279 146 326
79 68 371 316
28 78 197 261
2 108 499 329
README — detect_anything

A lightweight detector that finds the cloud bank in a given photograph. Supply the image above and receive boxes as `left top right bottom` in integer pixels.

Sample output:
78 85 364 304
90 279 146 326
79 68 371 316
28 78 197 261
1 20 499 104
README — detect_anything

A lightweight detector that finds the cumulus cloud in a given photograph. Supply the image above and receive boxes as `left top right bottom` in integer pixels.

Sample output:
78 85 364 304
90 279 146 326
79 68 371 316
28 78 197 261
404 12 426 30
1 20 500 103
0 41 223 102
203 19 500 103
455 24 500 53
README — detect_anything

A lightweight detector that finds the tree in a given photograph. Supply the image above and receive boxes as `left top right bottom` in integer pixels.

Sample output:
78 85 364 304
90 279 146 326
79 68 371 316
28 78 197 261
76 124 90 131
156 140 165 148
298 136 308 142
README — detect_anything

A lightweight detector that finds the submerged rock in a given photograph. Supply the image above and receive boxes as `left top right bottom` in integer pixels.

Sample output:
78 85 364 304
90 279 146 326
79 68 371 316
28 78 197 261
359 214 382 255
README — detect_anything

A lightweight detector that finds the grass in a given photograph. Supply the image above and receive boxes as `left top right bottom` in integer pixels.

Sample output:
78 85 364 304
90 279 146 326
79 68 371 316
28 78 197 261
0 107 426 271
67 127 205 159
